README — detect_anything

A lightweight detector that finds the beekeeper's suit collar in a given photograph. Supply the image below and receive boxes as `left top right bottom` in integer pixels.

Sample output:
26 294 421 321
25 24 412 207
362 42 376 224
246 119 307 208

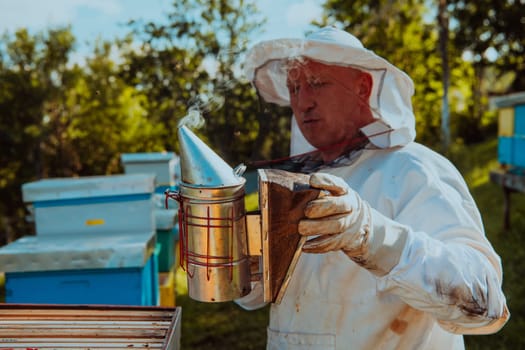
243 26 416 153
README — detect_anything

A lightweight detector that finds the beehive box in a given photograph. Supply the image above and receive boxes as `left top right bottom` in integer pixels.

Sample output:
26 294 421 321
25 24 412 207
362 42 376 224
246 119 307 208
515 104 525 135
159 267 177 307
22 174 156 236
157 229 178 272
491 91 525 168
498 136 515 166
121 152 181 192
0 304 181 349
0 231 159 306
514 137 525 168
498 107 515 137
156 209 178 272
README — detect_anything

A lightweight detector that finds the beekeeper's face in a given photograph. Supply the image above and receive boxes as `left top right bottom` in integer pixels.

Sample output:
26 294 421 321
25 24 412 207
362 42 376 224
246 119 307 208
286 58 373 161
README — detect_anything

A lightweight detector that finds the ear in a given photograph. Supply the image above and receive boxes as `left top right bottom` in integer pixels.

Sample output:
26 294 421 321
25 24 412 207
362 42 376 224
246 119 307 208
358 72 373 100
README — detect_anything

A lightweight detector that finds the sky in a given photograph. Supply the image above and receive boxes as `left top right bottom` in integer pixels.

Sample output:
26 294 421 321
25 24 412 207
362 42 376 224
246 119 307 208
0 0 324 61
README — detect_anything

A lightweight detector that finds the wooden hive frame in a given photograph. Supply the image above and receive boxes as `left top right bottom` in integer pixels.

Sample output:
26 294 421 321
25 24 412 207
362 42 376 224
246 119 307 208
0 304 181 349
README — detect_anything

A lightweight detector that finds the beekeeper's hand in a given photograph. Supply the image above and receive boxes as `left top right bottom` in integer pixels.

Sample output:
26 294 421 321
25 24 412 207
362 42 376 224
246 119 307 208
299 172 409 276
299 172 371 257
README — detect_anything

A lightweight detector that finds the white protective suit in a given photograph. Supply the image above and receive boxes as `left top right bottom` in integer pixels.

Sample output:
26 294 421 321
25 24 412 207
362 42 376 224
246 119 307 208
237 27 509 349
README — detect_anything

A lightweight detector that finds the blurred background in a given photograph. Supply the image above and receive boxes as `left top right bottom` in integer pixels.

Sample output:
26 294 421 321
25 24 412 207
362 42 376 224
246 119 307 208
0 0 524 348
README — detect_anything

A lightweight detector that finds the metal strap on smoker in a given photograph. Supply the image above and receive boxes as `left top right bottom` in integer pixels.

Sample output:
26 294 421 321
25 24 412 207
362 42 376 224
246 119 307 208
165 189 239 281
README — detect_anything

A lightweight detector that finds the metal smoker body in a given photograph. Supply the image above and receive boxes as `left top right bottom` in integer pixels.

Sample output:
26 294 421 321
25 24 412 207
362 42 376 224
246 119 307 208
173 126 251 302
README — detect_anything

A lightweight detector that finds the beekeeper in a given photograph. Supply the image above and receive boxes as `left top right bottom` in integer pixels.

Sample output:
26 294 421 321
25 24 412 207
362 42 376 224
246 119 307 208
236 26 509 349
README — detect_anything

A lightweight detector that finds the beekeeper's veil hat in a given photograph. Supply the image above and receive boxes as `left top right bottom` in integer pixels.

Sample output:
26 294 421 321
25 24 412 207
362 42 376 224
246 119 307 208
243 26 416 154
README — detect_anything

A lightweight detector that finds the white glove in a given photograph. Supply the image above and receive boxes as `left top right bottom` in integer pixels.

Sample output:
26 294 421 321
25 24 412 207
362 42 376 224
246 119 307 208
299 172 409 276
299 172 371 258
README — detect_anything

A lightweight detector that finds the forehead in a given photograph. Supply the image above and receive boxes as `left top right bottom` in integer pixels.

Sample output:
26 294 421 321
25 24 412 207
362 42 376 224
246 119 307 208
285 58 359 80
286 58 328 78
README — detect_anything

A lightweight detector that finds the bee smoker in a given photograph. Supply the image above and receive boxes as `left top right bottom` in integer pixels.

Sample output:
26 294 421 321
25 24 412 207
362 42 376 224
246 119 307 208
167 125 251 302
167 125 318 304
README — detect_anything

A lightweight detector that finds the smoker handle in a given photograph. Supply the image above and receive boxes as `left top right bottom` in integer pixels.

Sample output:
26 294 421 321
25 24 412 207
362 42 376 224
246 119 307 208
164 186 181 209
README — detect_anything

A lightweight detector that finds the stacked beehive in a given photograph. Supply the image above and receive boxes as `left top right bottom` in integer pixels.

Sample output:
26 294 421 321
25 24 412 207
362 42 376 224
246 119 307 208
121 152 181 307
0 174 160 306
492 91 525 170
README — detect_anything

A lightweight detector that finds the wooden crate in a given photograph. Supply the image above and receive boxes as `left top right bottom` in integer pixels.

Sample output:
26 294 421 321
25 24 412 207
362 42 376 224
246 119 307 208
0 304 181 349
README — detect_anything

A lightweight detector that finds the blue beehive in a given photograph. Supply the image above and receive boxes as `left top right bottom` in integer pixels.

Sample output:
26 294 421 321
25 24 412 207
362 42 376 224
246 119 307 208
121 152 181 193
491 91 525 169
0 231 159 306
155 208 178 272
22 174 156 236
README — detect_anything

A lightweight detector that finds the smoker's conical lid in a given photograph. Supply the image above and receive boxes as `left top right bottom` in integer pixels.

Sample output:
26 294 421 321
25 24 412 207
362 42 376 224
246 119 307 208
178 125 243 187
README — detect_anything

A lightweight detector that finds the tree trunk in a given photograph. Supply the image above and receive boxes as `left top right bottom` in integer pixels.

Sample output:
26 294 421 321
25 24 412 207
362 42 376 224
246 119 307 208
438 0 450 152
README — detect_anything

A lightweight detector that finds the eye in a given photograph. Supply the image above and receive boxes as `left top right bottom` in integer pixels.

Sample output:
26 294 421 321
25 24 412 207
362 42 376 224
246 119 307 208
309 77 327 89
287 81 300 95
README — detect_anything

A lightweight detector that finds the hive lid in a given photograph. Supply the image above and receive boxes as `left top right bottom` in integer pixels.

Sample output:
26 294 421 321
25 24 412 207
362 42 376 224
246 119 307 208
22 174 156 203
0 231 156 272
490 91 525 108
121 152 178 164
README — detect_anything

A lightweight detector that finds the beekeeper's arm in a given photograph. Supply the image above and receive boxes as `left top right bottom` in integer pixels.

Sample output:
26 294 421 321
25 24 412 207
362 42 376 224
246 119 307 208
299 172 509 335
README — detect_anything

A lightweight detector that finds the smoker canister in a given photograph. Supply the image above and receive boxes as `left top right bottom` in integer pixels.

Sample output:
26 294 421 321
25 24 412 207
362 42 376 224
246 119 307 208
177 181 251 302
171 125 251 302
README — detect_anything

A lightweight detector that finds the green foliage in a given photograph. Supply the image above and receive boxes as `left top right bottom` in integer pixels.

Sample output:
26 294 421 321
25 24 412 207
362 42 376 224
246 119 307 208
448 0 525 92
446 0 525 144
0 27 79 241
244 191 259 211
67 41 165 175
120 0 289 166
0 28 165 242
0 0 287 243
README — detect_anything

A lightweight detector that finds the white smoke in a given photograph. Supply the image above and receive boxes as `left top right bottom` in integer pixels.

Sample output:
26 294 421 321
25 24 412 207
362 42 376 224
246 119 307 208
177 105 206 129
177 45 244 130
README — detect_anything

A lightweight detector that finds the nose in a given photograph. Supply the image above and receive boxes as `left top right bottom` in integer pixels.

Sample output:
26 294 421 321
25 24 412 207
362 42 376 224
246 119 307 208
294 83 316 113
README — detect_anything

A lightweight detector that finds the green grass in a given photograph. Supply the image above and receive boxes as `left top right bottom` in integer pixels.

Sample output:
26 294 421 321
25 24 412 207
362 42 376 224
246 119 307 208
176 137 525 349
450 139 525 349
175 267 269 349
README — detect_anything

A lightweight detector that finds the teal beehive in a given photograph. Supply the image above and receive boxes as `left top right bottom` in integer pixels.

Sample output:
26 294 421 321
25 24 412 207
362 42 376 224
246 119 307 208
491 92 525 169
0 231 159 306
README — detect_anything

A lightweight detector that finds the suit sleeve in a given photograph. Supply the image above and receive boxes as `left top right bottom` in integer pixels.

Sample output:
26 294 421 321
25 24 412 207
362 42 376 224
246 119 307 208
357 159 509 334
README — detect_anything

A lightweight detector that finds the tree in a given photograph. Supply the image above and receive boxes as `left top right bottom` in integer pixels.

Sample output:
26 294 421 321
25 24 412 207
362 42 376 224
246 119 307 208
121 0 290 166
0 27 79 242
434 0 525 144
438 0 451 150
67 40 165 176
449 0 525 93
0 28 165 242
